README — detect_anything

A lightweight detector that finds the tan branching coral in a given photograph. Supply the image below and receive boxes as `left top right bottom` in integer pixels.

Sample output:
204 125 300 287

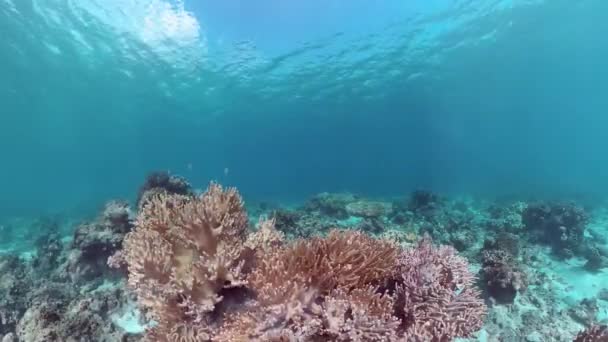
216 287 324 342
245 217 285 255
122 182 250 341
216 285 400 342
322 286 400 341
248 230 399 305
120 181 486 342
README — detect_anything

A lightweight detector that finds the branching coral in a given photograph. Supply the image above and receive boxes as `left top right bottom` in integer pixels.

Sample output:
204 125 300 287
120 182 486 342
122 182 250 340
245 217 285 257
395 236 487 340
321 286 400 341
248 229 399 305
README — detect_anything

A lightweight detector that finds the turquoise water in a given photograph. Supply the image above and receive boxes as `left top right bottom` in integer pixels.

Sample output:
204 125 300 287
2 1 608 341
2 0 607 217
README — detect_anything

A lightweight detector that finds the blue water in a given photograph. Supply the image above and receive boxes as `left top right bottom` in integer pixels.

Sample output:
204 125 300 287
1 0 607 218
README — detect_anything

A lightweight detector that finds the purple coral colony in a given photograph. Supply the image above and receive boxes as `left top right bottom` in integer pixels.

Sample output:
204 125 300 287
0 172 607 341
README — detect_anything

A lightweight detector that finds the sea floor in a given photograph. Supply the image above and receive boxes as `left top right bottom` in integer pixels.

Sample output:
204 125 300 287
0 181 607 341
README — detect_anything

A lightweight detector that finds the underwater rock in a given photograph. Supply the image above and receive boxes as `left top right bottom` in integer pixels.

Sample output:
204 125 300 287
584 246 608 272
389 195 447 227
345 200 390 218
389 209 412 225
484 231 521 258
16 286 129 342
408 190 442 212
356 217 385 234
481 249 527 304
15 302 62 342
0 216 65 254
269 207 330 238
270 208 301 233
526 331 543 342
598 289 608 302
522 202 589 258
31 232 63 273
136 171 193 209
303 192 357 219
379 229 418 246
0 256 30 335
412 199 484 254
1 333 15 342
569 298 599 327
574 325 608 342
449 230 476 252
65 201 134 282
485 202 526 231
0 243 136 341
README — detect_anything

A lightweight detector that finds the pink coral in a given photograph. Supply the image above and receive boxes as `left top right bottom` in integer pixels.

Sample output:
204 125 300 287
396 235 487 340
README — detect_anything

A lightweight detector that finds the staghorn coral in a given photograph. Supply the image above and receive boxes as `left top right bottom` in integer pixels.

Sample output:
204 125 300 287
395 235 487 340
247 230 399 305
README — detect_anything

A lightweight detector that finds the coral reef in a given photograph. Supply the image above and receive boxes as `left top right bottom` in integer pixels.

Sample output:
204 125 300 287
119 182 486 341
408 190 442 213
122 182 251 339
345 200 390 218
136 171 194 209
395 236 486 340
15 285 128 342
0 200 137 341
480 249 527 304
303 192 357 219
3 175 608 341
522 202 589 258
583 246 608 272
479 231 527 304
66 200 134 282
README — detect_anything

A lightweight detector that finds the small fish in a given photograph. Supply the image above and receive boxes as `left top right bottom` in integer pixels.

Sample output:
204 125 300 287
187 163 193 171
224 167 229 176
